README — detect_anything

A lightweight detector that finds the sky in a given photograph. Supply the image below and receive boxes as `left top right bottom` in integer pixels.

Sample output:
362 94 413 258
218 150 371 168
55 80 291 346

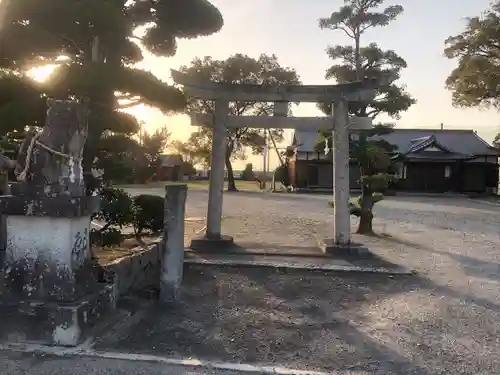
37 0 500 170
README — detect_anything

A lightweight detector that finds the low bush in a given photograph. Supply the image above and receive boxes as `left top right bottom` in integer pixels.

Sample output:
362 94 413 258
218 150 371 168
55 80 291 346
91 187 134 247
90 227 124 247
91 188 165 247
92 187 135 230
132 194 164 234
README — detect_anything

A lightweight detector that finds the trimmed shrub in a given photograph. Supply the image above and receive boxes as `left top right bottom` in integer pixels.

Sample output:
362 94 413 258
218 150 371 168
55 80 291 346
91 188 165 247
92 187 135 229
91 187 134 246
132 194 164 234
241 163 255 181
90 227 124 247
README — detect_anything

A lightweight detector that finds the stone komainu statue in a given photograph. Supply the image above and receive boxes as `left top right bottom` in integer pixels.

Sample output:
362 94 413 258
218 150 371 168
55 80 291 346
14 98 90 196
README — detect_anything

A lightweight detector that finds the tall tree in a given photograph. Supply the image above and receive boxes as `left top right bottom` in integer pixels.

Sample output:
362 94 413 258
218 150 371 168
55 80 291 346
141 126 171 178
318 0 415 118
179 54 301 191
0 72 46 134
0 0 223 181
172 132 212 167
444 1 500 109
444 2 500 149
494 134 500 149
95 127 170 184
95 133 142 184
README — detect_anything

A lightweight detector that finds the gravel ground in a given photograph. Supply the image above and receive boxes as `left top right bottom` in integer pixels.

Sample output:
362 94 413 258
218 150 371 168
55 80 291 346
112 188 500 374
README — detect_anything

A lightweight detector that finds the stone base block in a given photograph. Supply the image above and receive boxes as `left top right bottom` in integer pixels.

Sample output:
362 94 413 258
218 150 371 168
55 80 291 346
2 208 98 301
0 283 116 347
321 238 370 257
103 243 161 298
190 234 234 252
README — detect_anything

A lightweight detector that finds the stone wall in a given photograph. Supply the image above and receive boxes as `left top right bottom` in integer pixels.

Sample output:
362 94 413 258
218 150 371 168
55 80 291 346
102 243 162 298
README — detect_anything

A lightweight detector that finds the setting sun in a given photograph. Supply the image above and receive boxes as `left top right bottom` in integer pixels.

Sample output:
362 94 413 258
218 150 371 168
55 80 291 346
25 62 190 145
27 64 59 82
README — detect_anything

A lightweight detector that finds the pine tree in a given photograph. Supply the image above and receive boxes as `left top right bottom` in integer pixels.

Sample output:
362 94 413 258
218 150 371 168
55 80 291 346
0 0 224 175
318 0 414 118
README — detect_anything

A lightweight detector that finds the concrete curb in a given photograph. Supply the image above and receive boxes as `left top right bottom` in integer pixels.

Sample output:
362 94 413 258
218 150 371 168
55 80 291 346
184 248 333 258
184 257 413 275
0 343 334 375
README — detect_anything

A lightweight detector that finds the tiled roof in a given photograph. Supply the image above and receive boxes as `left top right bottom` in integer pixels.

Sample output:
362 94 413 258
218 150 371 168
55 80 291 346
293 129 498 156
158 154 183 166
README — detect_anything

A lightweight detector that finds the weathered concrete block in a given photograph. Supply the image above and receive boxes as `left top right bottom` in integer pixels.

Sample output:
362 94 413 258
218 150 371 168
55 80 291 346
160 184 187 304
0 283 116 346
0 194 118 346
103 243 161 297
0 195 100 302
2 215 96 301
0 195 99 217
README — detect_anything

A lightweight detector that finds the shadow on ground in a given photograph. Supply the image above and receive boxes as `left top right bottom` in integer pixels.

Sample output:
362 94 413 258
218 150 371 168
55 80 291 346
378 232 500 283
94 263 500 374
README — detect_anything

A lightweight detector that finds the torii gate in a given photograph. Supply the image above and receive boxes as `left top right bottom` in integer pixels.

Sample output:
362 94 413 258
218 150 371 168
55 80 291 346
171 69 377 251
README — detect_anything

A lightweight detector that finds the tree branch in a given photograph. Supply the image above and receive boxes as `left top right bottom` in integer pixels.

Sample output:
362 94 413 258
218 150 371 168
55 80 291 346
340 26 355 39
117 100 141 109
366 108 382 118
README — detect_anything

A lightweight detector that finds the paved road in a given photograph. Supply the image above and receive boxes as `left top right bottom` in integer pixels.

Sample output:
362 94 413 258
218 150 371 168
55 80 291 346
0 351 271 375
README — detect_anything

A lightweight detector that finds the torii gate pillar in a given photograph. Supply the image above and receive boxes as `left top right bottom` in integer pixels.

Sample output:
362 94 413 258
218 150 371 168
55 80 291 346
207 99 231 239
190 98 235 250
330 98 351 246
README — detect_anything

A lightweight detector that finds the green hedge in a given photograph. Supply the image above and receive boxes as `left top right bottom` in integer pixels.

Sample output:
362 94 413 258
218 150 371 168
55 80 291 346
91 188 165 246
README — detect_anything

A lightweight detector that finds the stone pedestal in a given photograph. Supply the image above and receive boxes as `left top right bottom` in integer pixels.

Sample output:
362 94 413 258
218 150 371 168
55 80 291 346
189 234 234 252
0 195 116 346
321 238 369 257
